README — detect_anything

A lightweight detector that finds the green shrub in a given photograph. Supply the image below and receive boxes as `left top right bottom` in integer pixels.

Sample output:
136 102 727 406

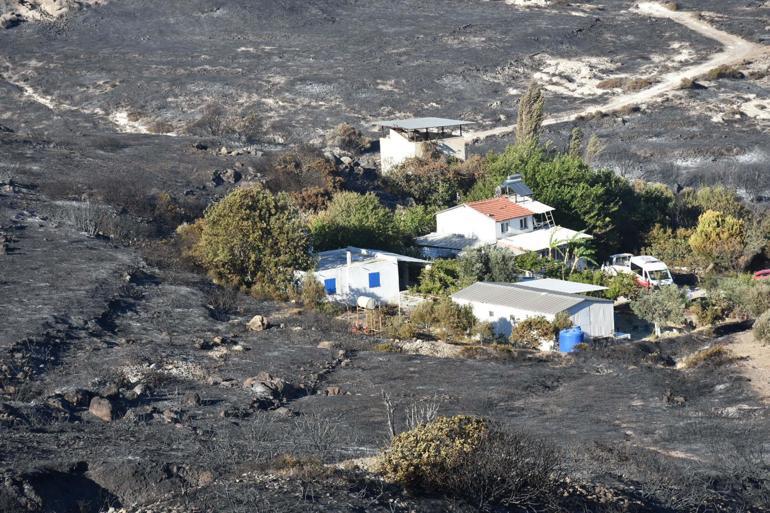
394 204 438 240
415 259 462 296
458 246 520 284
631 285 688 336
471 321 496 343
642 225 695 269
410 300 437 330
552 312 573 332
716 276 770 318
606 272 641 300
384 316 417 340
300 273 327 310
309 191 401 252
379 416 561 511
433 297 476 339
690 296 727 327
510 316 555 349
379 415 489 488
193 186 312 297
754 310 770 344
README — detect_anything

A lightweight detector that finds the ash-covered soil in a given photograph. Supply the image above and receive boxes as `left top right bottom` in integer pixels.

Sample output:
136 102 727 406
1 1 770 511
2 188 769 512
1 0 769 191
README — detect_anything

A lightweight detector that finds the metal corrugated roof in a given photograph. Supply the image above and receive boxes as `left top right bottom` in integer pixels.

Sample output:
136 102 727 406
515 278 608 294
376 117 474 130
414 232 480 251
451 282 595 315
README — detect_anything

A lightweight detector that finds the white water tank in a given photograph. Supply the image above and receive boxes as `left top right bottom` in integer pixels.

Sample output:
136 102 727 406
356 296 377 310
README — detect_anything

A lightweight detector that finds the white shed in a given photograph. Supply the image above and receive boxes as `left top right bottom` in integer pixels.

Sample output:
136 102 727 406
451 282 615 339
308 247 427 306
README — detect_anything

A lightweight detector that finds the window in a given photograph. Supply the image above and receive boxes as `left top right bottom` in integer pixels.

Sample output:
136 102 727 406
489 311 494 317
368 272 381 288
500 222 509 233
323 278 336 295
519 217 529 230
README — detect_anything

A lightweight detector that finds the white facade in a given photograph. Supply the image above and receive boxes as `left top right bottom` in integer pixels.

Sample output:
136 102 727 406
451 282 615 339
435 204 535 244
436 205 496 243
455 297 614 339
314 258 402 305
307 247 427 306
380 129 466 174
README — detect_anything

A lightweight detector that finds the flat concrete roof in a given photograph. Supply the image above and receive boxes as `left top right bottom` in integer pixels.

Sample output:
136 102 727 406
316 247 426 271
376 117 474 131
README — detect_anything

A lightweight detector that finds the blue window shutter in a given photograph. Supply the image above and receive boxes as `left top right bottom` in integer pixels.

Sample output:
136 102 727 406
324 278 336 294
368 272 381 288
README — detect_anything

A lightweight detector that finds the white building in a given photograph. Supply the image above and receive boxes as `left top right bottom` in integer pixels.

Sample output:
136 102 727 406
307 247 427 306
451 281 615 339
416 174 591 258
376 117 473 174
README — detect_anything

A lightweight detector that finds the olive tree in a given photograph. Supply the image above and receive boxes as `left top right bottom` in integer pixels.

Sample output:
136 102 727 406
194 185 312 296
631 285 688 336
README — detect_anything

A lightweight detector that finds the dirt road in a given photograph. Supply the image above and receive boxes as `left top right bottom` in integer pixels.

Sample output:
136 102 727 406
465 1 770 142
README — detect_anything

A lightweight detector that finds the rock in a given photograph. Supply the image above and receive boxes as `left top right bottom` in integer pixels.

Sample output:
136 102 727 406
89 397 114 422
62 388 93 408
219 146 229 155
324 386 344 396
101 383 120 399
247 315 269 331
194 338 212 350
182 392 201 407
221 168 242 184
273 406 294 418
161 408 181 423
197 470 215 487
317 340 337 350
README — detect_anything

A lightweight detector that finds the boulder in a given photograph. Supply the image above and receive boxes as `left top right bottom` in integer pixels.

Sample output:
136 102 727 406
324 386 344 396
62 388 93 408
247 315 270 331
182 392 202 407
221 168 242 184
317 340 338 350
89 397 114 422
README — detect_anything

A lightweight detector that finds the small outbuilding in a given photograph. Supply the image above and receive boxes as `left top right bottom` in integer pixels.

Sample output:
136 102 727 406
308 247 427 306
451 281 615 339
375 117 473 174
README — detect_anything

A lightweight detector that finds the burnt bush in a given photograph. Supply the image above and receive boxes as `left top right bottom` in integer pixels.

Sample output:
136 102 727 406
704 65 745 81
264 146 342 212
325 122 369 154
204 285 240 321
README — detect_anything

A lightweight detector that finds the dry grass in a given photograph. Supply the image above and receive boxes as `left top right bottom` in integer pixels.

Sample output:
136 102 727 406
679 77 696 89
661 1 679 11
596 77 654 92
680 346 735 369
704 65 745 81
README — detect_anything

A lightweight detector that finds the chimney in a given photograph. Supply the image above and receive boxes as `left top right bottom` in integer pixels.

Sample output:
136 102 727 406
346 250 352 266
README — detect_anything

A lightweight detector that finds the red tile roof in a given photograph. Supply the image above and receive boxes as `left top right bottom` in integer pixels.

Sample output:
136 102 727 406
466 197 533 222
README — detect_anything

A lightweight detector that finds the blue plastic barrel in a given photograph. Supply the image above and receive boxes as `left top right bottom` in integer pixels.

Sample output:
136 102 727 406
558 327 584 353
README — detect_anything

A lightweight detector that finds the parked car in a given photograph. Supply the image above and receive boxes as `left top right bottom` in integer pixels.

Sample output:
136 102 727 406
603 254 674 287
753 269 770 281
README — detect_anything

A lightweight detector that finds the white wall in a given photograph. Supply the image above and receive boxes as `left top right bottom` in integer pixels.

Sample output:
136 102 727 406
313 259 402 305
454 297 615 339
453 297 556 338
380 130 418 174
496 215 534 239
436 205 496 243
565 301 615 338
380 130 467 174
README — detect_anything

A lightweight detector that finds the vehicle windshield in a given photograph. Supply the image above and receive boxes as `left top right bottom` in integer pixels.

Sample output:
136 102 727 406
648 269 672 282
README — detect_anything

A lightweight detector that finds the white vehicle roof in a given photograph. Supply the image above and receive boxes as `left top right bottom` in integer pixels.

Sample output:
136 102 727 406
630 255 669 271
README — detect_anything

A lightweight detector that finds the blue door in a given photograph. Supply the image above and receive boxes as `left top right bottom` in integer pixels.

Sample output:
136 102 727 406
324 278 336 295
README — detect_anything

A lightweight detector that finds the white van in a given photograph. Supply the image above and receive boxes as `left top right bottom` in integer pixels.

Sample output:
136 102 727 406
603 254 674 287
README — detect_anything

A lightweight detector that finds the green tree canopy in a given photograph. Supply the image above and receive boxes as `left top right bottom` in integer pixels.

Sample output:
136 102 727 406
631 285 688 336
689 210 746 272
195 185 312 295
458 246 519 285
309 191 401 251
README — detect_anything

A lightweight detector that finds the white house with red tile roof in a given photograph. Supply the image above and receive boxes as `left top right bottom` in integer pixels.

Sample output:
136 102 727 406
415 174 591 258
